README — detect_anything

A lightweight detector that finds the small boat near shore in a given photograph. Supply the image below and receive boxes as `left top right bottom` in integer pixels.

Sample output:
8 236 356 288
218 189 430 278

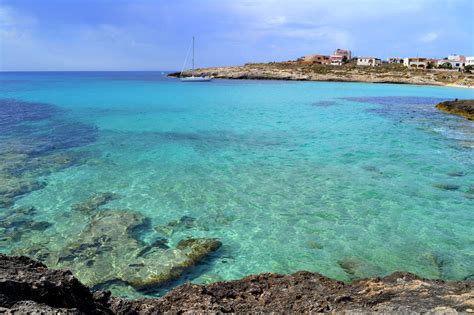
180 36 213 82
180 75 213 82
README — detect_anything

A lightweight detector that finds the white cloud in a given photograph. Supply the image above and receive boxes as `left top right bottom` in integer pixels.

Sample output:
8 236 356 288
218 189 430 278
419 32 438 43
0 5 36 40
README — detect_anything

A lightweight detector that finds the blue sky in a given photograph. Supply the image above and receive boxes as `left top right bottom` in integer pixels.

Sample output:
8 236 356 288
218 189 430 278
1 0 473 71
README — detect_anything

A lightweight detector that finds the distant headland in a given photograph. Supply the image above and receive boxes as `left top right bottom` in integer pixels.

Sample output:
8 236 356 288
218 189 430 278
170 49 474 88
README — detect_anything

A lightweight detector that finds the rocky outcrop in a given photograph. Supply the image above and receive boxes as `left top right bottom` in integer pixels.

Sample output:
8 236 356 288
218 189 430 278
436 99 474 120
169 62 474 87
0 254 110 314
0 254 472 314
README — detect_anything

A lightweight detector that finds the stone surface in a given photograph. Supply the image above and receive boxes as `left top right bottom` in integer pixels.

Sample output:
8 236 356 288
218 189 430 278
0 254 110 314
1 254 472 314
436 99 474 120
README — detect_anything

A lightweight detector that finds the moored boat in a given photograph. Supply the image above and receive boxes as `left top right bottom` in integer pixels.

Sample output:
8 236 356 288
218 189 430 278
180 36 213 82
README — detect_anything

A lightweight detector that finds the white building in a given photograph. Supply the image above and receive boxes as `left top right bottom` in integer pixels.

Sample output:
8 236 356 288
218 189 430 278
437 59 465 70
448 54 466 62
465 56 474 66
357 57 382 66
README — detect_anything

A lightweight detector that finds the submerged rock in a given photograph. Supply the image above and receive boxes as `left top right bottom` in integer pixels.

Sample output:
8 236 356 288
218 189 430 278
361 165 384 175
312 100 337 107
447 171 467 177
71 192 118 213
176 238 222 262
1 254 472 313
433 183 460 191
0 175 45 207
337 257 384 280
19 209 222 290
154 215 205 236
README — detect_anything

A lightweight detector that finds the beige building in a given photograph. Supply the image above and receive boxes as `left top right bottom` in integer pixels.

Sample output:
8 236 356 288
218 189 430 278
302 54 331 64
403 58 428 69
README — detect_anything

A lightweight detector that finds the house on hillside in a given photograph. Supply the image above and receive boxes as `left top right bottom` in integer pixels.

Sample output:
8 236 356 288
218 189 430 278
466 56 474 66
302 54 331 64
403 57 428 69
330 49 352 65
448 54 466 62
388 58 403 64
357 57 382 66
437 59 465 70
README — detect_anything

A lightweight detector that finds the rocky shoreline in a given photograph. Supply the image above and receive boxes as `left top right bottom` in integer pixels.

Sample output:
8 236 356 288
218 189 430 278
436 99 474 120
169 62 474 87
0 254 472 314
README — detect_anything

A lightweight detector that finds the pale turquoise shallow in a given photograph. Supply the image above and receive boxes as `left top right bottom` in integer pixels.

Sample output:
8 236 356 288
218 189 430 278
0 72 473 297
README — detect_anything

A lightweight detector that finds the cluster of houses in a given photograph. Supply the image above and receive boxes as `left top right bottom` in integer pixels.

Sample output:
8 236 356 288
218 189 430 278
300 49 473 71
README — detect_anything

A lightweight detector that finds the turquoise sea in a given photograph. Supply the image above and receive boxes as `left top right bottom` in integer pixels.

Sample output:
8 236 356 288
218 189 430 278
0 72 473 297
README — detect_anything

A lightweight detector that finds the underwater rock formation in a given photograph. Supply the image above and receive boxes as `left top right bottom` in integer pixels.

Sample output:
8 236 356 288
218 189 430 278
0 99 97 208
16 209 222 290
71 192 118 213
0 206 52 246
154 215 207 236
0 254 472 314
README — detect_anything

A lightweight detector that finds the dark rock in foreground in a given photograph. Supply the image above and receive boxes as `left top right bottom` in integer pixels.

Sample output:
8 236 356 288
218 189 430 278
0 254 472 314
436 99 474 120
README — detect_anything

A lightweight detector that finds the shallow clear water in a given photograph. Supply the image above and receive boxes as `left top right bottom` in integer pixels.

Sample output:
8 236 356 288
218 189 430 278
1 72 473 297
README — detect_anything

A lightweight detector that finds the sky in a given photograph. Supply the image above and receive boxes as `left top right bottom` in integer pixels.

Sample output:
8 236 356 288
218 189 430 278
0 0 473 71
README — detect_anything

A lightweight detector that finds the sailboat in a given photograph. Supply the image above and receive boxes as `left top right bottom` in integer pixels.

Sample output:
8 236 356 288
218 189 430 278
180 36 213 82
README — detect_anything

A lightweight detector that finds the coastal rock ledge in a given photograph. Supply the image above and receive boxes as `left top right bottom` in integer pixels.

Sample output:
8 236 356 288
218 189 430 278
436 99 474 120
0 254 472 314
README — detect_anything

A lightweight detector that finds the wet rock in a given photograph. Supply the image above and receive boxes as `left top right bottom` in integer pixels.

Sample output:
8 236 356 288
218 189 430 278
28 221 53 231
72 192 118 213
176 238 222 262
0 254 110 314
433 183 460 191
0 254 472 313
136 238 169 257
124 238 222 290
436 99 474 120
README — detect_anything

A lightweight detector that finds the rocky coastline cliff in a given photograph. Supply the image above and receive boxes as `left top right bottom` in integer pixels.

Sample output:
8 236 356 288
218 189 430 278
169 62 474 87
0 254 472 314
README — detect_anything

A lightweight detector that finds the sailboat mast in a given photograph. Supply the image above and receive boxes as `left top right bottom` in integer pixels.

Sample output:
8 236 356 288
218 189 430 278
192 36 195 76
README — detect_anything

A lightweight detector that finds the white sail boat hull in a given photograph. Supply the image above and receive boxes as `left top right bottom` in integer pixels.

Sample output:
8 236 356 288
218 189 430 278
180 37 213 83
180 76 213 82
